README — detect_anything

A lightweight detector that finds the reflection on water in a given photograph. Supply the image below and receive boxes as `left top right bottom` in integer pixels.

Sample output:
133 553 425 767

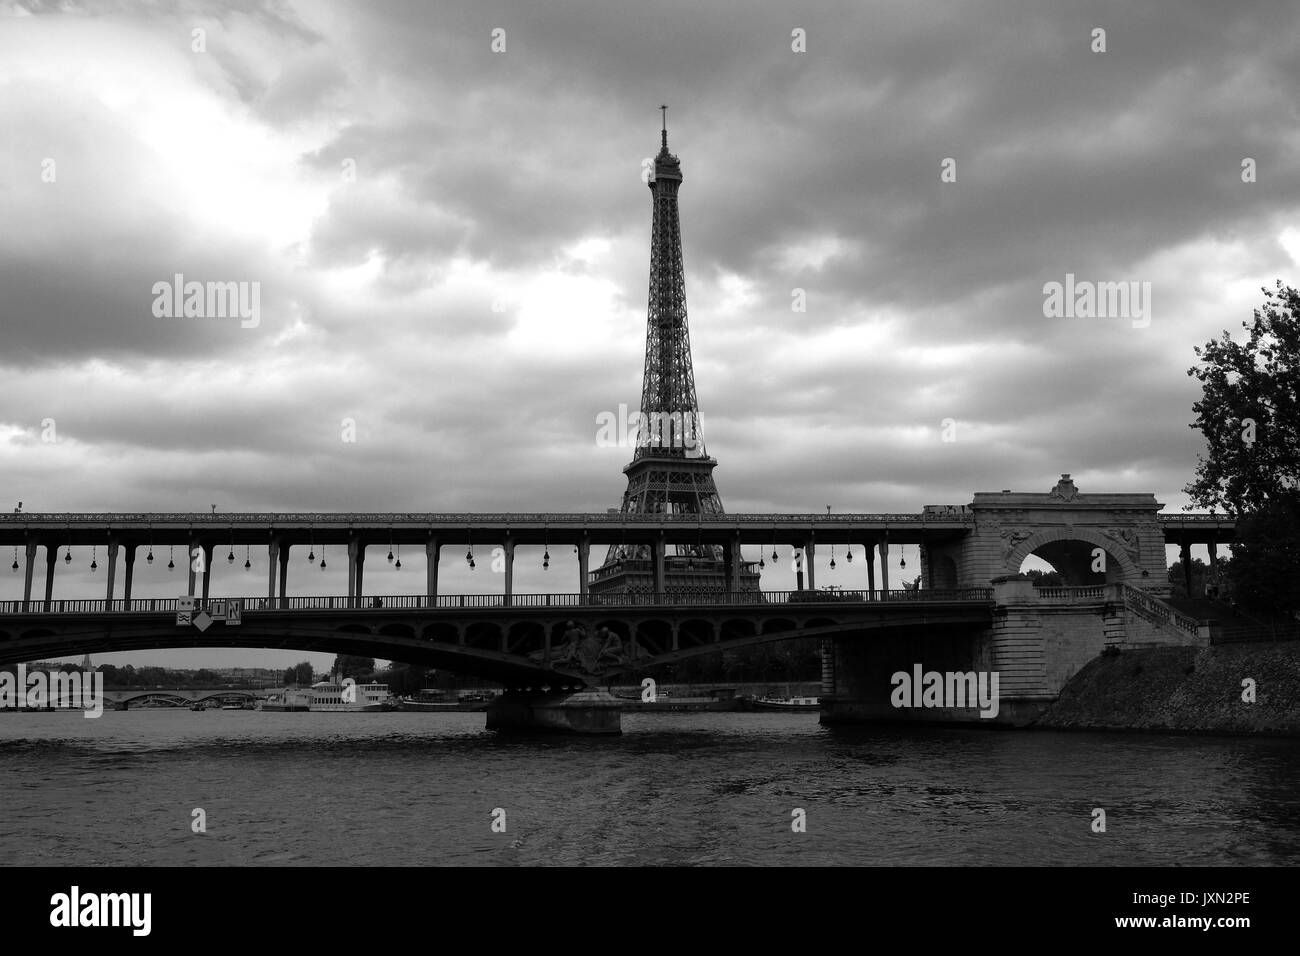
0 710 1296 866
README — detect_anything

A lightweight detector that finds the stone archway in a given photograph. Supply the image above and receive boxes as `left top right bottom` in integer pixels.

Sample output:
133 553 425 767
1006 527 1142 584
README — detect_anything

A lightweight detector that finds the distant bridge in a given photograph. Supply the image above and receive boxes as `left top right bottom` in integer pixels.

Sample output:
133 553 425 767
99 688 267 708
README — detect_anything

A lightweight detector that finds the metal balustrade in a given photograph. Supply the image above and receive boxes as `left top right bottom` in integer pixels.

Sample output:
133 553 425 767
0 588 996 615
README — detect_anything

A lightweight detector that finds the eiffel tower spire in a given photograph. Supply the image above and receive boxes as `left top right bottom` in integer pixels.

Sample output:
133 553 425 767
591 112 758 595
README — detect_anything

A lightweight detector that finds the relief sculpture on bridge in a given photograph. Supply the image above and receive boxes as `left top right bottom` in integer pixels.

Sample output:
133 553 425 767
530 622 649 675
1105 527 1141 561
999 528 1031 563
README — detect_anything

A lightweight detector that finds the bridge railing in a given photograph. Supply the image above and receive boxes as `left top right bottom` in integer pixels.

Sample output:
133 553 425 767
1120 583 1200 637
1034 586 1108 603
0 588 994 615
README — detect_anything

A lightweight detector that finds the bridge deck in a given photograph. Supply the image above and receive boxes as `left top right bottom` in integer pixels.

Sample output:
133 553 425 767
0 588 995 615
0 512 1236 547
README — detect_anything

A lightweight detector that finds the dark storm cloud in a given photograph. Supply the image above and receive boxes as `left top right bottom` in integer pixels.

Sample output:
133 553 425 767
4 0 1298 548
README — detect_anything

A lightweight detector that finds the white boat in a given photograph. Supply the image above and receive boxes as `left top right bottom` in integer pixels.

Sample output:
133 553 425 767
308 678 393 712
751 696 820 711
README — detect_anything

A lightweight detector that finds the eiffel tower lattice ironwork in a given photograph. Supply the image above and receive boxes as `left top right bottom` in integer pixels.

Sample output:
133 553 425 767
590 109 760 596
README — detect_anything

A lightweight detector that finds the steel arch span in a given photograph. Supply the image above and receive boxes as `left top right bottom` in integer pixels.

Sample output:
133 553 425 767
0 592 993 687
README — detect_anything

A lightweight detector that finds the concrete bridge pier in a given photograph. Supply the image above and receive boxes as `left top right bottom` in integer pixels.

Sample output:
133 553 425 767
485 686 622 735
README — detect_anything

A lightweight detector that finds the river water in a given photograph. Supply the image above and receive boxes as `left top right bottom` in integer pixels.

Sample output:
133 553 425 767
1 710 1296 866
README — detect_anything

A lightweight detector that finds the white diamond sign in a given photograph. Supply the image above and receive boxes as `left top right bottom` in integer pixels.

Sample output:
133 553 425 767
192 610 213 632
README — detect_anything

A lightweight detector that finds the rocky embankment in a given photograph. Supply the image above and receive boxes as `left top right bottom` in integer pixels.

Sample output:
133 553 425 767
1036 642 1300 735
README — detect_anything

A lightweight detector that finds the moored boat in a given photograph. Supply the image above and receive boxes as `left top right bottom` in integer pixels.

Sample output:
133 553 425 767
308 678 394 712
750 696 820 711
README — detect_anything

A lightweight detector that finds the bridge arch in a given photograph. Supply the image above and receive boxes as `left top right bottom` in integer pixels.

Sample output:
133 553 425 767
1008 527 1140 584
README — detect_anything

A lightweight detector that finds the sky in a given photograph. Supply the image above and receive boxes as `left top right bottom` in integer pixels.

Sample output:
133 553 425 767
1 0 1298 670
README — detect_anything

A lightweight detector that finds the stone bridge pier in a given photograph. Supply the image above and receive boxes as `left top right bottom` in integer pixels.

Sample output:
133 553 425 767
821 581 1117 726
823 476 1215 728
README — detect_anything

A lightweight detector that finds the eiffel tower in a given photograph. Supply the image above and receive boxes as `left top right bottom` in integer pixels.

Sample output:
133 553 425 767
590 109 760 596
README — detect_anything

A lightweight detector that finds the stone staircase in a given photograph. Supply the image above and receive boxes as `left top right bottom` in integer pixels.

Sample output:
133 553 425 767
1118 584 1203 644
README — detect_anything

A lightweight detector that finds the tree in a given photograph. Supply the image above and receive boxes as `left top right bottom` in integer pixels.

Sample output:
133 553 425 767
1223 491 1300 615
1186 282 1300 614
282 661 314 685
1167 558 1210 600
1185 281 1300 514
332 655 374 680
1024 569 1064 588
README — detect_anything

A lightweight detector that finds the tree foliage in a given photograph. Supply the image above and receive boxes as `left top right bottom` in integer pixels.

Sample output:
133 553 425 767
1224 491 1300 614
332 655 375 680
1185 281 1300 513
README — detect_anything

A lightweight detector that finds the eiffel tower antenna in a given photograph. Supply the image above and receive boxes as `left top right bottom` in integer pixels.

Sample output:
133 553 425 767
591 112 758 596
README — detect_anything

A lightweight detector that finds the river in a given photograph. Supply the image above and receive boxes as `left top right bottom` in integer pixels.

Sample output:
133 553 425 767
1 710 1296 866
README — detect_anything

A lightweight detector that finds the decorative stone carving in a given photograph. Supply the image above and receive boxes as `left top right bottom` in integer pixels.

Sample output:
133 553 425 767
1106 527 1141 560
1048 474 1079 501
999 528 1031 562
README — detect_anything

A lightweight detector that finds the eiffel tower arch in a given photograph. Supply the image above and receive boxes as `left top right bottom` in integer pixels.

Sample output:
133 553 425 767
591 111 760 598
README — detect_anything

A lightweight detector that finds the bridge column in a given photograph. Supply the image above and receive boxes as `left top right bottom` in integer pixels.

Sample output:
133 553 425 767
794 543 804 590
44 543 57 602
1180 540 1192 596
725 534 741 593
805 539 816 591
347 536 362 608
105 538 119 603
1206 538 1219 594
22 541 36 610
820 639 834 696
866 542 876 594
355 542 365 607
425 537 440 607
652 533 665 600
187 535 199 597
267 538 280 605
880 537 890 596
578 534 590 604
201 543 213 603
503 537 515 607
278 544 289 609
123 543 137 610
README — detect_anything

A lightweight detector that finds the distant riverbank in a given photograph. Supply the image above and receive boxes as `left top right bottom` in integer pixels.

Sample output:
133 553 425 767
1037 642 1300 735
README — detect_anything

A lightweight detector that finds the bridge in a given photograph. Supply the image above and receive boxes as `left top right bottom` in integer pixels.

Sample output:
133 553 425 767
0 588 994 687
0 483 1234 609
0 476 1241 732
99 688 266 709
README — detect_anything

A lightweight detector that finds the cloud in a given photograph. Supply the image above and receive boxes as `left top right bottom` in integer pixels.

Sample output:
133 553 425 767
2 0 1297 667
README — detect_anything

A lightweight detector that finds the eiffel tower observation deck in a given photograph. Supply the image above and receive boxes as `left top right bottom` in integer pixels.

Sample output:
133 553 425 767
591 110 761 597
